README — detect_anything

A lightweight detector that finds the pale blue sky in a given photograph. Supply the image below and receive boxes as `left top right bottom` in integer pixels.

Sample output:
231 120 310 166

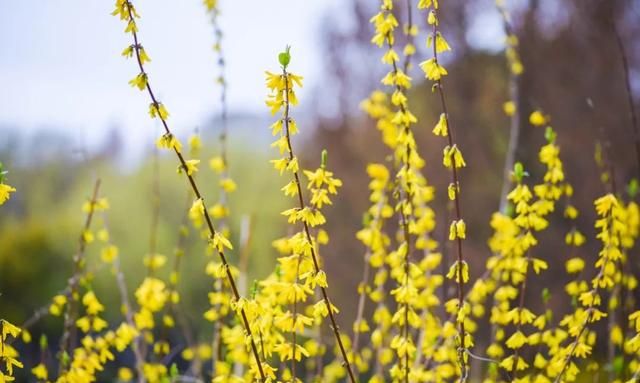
0 0 507 160
0 0 344 154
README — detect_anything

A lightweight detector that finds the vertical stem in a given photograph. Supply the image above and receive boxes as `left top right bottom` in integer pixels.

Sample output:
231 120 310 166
430 10 468 381
281 68 357 383
148 145 160 277
612 23 640 178
58 179 101 373
120 2 266 380
496 3 522 214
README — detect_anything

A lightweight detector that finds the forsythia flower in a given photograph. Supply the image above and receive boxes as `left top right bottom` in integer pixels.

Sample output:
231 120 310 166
100 245 119 263
432 113 448 136
156 133 182 152
210 232 233 252
148 102 169 120
0 183 16 205
128 72 148 90
442 145 466 168
419 58 448 80
503 101 516 116
178 159 200 176
529 110 547 126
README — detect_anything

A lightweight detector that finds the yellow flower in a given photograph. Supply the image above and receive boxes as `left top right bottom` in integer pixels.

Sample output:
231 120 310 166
564 205 579 219
118 367 133 382
427 10 437 25
143 254 167 270
49 295 67 316
503 101 516 116
281 181 298 197
500 355 528 371
427 32 451 53
419 58 448 81
220 178 237 193
443 145 466 168
209 156 225 173
594 193 617 216
209 203 228 219
31 363 48 380
446 261 469 283
505 331 528 349
188 195 204 216
83 229 94 244
128 72 148 90
210 232 233 252
100 245 119 263
138 47 151 64
121 45 134 58
432 113 448 136
178 159 200 176
124 19 138 34
270 119 283 135
1 320 21 341
565 257 585 274
0 183 16 205
381 49 399 65
156 133 182 152
313 270 328 288
529 110 547 126
97 228 109 242
531 258 548 274
448 182 459 200
148 102 169 120
448 219 466 240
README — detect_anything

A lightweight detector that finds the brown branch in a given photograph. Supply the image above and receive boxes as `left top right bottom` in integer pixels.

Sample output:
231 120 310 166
612 22 640 179
281 67 357 383
119 2 266 379
429 8 469 382
58 179 101 372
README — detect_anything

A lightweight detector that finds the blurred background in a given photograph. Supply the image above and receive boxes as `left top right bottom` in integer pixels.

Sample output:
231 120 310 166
1 0 639 376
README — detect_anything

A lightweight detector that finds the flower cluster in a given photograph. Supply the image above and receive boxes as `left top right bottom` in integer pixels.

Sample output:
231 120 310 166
0 320 23 382
5 2 640 383
0 162 16 206
262 48 353 382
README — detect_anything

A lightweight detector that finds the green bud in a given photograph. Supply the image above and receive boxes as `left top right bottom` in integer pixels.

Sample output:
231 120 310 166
278 45 291 68
0 162 6 184
362 212 372 227
504 202 515 218
321 149 328 169
544 127 556 143
40 334 48 350
541 287 550 304
612 355 624 374
628 178 639 199
513 162 524 182
512 162 528 184
251 280 260 299
169 363 179 378
61 351 70 367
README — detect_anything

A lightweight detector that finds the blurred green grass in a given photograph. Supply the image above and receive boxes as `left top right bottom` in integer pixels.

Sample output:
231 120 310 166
0 140 288 335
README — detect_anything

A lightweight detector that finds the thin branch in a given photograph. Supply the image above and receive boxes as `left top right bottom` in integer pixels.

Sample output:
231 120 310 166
612 22 640 178
58 179 101 372
429 7 469 381
116 2 266 379
281 67 357 383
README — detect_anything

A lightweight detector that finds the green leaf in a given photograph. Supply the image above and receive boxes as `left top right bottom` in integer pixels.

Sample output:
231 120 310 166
278 45 291 68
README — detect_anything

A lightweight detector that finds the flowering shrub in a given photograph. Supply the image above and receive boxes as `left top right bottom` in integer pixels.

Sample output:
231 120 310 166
2 0 640 383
